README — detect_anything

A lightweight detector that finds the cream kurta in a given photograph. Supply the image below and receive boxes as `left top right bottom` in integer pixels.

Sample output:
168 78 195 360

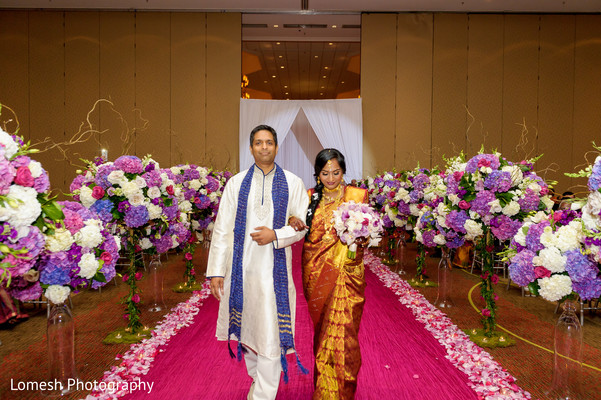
206 164 309 358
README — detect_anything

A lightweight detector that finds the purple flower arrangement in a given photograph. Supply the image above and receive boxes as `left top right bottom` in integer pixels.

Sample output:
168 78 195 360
332 201 384 258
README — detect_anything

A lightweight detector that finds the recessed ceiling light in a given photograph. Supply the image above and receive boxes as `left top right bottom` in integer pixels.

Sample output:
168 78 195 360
278 55 283 58
322 76 326 78
272 75 276 78
321 86 325 89
324 67 329 70
320 93 324 95
276 42 281 45
285 92 289 95
284 85 288 88
328 42 333 45
280 66 284 69
341 81 345 84
314 55 318 58
273 24 279 28
264 80 268 83
332 25 337 28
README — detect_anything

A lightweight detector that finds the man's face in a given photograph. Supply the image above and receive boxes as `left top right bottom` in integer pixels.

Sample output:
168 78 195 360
250 129 278 165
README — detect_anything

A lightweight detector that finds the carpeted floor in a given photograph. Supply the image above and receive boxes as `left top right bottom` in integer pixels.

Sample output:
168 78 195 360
1 242 600 399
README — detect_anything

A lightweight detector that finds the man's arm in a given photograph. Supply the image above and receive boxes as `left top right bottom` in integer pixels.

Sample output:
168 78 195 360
273 175 310 249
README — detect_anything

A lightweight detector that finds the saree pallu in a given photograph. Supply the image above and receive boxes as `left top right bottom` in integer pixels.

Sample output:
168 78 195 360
302 186 367 400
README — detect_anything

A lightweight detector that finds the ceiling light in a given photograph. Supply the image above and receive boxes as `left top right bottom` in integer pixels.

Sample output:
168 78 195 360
320 93 324 96
278 55 283 58
321 86 324 89
276 42 281 45
264 80 268 83
341 81 345 84
332 25 337 28
273 24 279 28
280 66 284 69
314 55 318 58
285 92 289 95
322 75 326 78
284 85 288 88
328 42 333 45
272 75 276 78
324 67 329 70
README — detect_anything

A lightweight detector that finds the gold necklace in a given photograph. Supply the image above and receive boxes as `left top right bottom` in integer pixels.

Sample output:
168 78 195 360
321 185 343 242
322 184 343 203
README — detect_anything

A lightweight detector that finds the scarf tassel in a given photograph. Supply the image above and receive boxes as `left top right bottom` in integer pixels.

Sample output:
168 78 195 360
281 352 289 384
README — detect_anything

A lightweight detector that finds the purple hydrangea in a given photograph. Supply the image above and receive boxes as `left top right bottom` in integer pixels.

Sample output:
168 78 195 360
518 188 541 212
490 214 523 241
565 249 599 283
525 221 550 253
33 169 50 193
446 210 469 234
421 229 437 247
471 190 496 216
195 194 211 210
40 252 72 286
163 203 179 221
143 170 163 187
90 199 115 223
95 163 117 189
0 158 16 193
206 176 220 193
152 234 174 254
183 168 200 181
444 229 464 249
484 170 513 192
124 205 149 228
573 278 601 301
508 249 537 287
114 155 144 174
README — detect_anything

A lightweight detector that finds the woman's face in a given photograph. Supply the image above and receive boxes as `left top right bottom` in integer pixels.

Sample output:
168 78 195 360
319 158 343 190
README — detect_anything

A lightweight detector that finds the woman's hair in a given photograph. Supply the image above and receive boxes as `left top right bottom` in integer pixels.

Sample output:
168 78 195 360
306 148 346 232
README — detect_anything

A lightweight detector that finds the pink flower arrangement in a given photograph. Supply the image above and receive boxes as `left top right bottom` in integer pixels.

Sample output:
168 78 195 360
332 201 383 258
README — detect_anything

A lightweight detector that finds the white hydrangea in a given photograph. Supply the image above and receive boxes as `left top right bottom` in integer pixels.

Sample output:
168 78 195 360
528 211 549 224
179 200 192 213
414 229 423 243
433 234 446 245
533 246 566 273
189 179 202 191
541 196 555 212
209 192 218 202
409 204 420 216
46 227 75 252
437 215 447 228
448 194 460 206
74 221 103 249
45 285 71 305
0 185 42 230
555 224 582 253
147 203 162 220
78 186 96 208
78 253 99 279
581 191 601 230
206 221 215 231
121 181 141 198
502 201 520 217
539 226 558 248
489 199 503 214
464 219 484 241
396 188 410 203
537 275 573 302
170 166 182 175
0 128 19 159
191 219 200 231
28 160 43 178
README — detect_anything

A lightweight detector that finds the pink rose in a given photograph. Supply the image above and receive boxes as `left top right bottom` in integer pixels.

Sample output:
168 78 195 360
122 274 129 282
123 313 130 320
166 185 174 195
184 252 193 261
481 308 491 317
100 251 112 263
458 200 471 210
14 167 34 187
534 266 551 279
135 272 143 280
491 274 500 285
453 171 464 181
477 159 491 168
190 269 196 276
131 294 140 303
92 186 105 200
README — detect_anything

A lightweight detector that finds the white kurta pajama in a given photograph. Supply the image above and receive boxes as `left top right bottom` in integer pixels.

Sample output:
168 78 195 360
207 164 309 362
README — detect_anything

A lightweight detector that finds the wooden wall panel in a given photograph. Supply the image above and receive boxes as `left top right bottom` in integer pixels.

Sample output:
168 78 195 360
466 14 504 154
572 15 601 194
135 12 171 167
431 13 468 168
29 11 65 191
206 12 241 171
361 13 397 175
0 11 29 137
171 13 207 166
99 12 135 160
501 14 540 162
538 15 575 191
65 11 100 187
396 13 433 170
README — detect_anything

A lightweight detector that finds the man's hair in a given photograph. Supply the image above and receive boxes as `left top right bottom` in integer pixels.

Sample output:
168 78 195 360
250 125 278 147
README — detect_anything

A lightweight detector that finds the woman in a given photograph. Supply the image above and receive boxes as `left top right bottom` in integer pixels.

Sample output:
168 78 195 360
300 148 368 399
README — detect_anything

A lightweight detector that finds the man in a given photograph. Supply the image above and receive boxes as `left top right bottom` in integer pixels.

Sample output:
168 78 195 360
207 125 309 400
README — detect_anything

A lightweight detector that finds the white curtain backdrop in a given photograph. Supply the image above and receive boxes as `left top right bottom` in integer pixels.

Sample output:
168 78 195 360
239 98 363 188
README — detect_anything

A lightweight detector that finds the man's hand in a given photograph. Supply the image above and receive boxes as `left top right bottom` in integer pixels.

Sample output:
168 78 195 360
288 216 308 232
210 277 224 301
250 226 276 246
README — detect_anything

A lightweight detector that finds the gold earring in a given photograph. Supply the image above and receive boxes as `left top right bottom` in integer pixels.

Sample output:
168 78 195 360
317 177 321 185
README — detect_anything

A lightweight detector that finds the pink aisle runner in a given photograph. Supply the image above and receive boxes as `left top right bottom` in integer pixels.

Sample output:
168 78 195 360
120 243 478 400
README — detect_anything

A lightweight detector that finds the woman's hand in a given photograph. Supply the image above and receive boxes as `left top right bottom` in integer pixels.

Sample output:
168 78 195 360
288 216 308 232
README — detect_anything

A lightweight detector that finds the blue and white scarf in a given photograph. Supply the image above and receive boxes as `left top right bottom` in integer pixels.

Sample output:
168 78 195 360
229 164 308 382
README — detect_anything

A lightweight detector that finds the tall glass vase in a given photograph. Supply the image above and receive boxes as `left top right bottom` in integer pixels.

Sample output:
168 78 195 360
396 234 407 275
547 299 582 400
147 254 164 312
434 247 454 308
45 301 78 396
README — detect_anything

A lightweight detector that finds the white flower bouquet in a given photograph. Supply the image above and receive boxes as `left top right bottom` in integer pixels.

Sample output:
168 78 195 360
332 201 383 259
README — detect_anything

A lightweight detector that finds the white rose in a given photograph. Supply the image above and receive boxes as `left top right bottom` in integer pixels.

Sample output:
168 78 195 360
28 160 43 178
502 201 520 217
415 229 423 243
191 220 200 231
179 200 192 212
46 228 75 252
209 192 218 202
409 204 420 216
78 253 99 279
128 192 146 206
448 194 460 206
527 182 542 193
170 166 182 175
45 285 71 305
437 215 447 228
529 211 548 224
134 176 147 189
489 199 503 214
533 246 566 273
541 196 555 212
107 170 126 185
147 186 161 199
537 275 573 302
539 226 557 248
189 180 202 191
121 181 140 198
139 237 153 250
147 203 163 220
0 128 19 158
